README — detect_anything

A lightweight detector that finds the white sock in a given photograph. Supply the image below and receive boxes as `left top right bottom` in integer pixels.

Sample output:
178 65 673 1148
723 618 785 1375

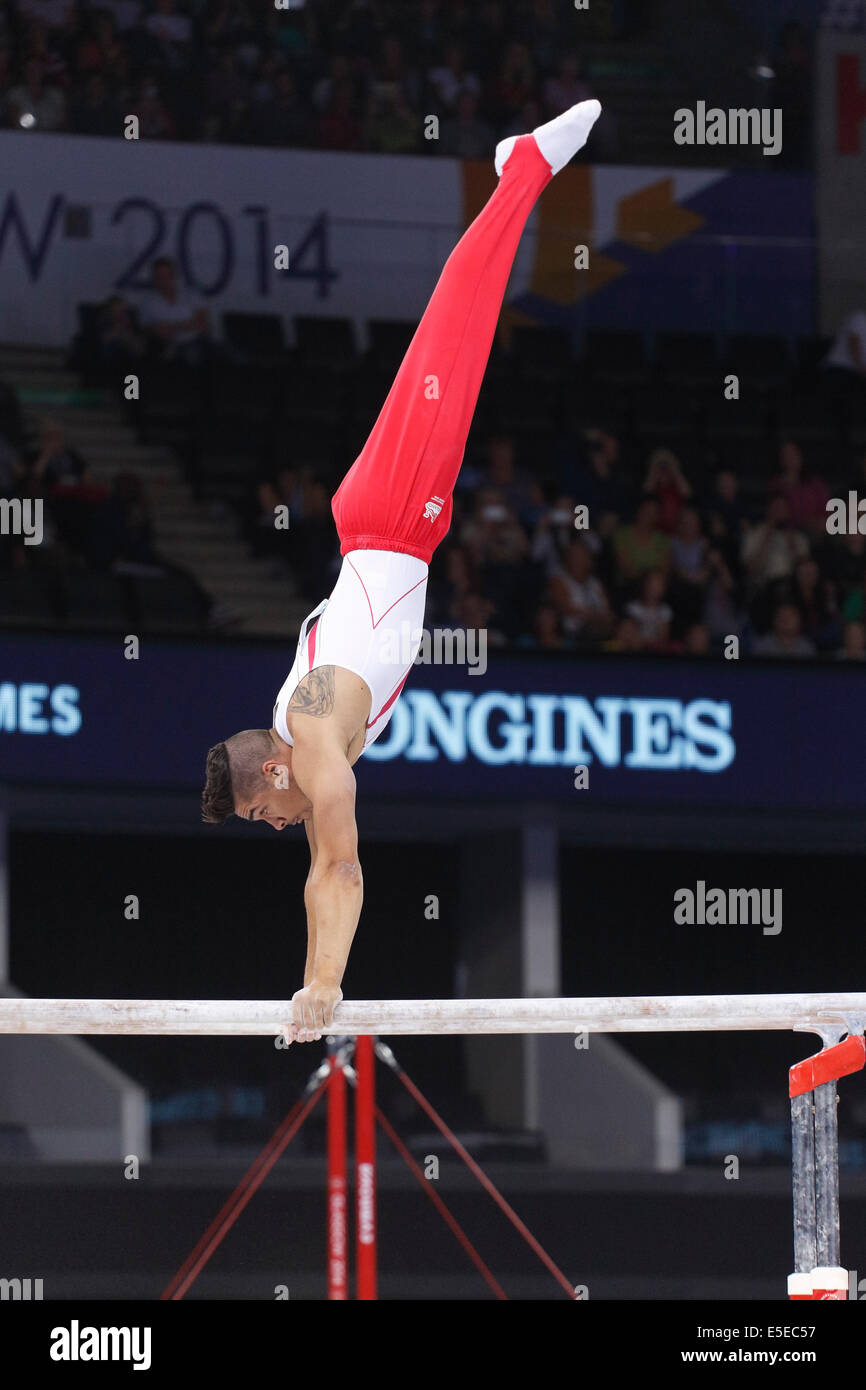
532 99 602 175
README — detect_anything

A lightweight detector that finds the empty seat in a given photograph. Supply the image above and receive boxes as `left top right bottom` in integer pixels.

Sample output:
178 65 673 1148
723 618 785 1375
509 324 573 380
0 570 58 628
222 312 285 359
724 334 792 390
655 331 720 385
584 329 648 385
294 316 357 369
366 319 415 366
131 571 208 635
60 569 132 631
773 393 843 443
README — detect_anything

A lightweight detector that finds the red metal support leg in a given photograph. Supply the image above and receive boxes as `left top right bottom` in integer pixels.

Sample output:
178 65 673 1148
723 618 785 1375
355 1034 377 1300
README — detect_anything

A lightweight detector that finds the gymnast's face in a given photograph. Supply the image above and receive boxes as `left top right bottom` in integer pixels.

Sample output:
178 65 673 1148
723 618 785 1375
237 756 313 831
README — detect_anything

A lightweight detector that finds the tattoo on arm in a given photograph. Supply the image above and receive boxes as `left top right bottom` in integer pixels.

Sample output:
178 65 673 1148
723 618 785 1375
288 666 336 718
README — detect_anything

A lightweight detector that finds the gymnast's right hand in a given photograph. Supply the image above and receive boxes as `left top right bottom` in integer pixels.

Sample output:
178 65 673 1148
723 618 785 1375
291 981 343 1041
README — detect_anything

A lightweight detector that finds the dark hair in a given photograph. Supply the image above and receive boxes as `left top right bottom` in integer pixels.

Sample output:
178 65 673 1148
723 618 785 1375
201 742 234 824
202 729 273 824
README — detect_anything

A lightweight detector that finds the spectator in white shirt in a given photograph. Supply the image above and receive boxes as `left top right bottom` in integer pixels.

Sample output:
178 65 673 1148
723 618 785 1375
146 0 192 47
625 567 673 649
6 58 66 130
139 257 211 364
753 603 815 657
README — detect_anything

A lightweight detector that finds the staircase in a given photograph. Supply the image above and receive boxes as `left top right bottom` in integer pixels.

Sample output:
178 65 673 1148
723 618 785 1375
0 344 309 639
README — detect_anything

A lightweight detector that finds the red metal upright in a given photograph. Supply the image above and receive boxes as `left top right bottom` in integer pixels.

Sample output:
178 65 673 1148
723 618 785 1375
326 1051 348 1300
355 1034 378 1299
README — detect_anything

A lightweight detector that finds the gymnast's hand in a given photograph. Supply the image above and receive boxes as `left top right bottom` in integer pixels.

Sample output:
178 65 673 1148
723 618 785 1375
291 981 343 1041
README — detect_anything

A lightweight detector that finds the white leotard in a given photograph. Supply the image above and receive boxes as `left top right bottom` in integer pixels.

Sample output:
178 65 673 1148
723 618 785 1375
273 549 428 754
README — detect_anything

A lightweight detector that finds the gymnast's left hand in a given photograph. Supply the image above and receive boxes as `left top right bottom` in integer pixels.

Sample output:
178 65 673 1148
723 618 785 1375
291 981 343 1040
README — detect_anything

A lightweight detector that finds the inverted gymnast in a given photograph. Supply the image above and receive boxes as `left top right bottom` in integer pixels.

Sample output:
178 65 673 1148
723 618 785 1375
201 100 602 1042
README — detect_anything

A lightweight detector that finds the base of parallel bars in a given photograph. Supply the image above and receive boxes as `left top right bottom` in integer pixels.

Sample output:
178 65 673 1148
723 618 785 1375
788 1267 848 1300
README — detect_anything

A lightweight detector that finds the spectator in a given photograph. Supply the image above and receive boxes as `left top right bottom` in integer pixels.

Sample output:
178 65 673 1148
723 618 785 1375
317 77 363 152
17 0 75 28
670 505 709 625
439 90 495 159
243 70 314 147
131 76 175 139
605 614 644 653
563 426 630 537
841 569 866 625
98 295 146 368
702 545 740 643
460 486 528 638
70 72 119 135
427 42 481 112
518 603 571 651
643 447 691 533
6 57 66 130
500 97 543 142
705 468 747 560
543 54 591 117
613 498 672 588
530 494 580 575
837 619 866 660
741 495 809 593
312 52 364 114
365 88 419 155
483 434 535 519
625 568 673 650
753 602 815 657
461 487 528 568
683 622 711 655
768 440 829 535
145 0 193 49
548 537 612 643
493 41 536 124
372 34 421 109
138 257 212 365
823 307 866 414
29 417 91 492
790 556 839 650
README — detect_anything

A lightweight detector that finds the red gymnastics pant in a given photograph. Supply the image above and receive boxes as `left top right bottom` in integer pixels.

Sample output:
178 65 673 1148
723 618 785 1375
331 134 553 566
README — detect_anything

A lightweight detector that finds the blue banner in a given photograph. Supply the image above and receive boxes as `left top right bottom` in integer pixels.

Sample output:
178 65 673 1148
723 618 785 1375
0 634 862 812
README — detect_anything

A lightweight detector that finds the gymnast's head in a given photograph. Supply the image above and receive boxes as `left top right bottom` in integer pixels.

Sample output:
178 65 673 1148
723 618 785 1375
201 729 312 830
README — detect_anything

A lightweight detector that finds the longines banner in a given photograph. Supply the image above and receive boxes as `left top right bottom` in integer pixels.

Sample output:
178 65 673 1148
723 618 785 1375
0 633 862 810
0 131 811 346
816 29 866 331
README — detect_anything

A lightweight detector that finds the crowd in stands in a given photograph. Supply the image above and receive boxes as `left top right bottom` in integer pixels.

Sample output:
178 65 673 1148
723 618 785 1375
0 0 622 152
0 0 812 165
0 384 217 630
244 424 866 662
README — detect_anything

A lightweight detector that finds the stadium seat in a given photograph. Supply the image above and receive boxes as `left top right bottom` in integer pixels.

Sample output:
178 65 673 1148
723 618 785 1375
584 329 649 386
655 331 720 387
131 572 208 634
508 324 573 381
366 319 416 367
222 313 286 361
294 316 358 371
0 570 58 628
725 334 792 391
60 570 133 631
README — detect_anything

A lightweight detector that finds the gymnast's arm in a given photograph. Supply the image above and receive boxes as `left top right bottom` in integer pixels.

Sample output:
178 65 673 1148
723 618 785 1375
302 817 318 987
290 736 363 1038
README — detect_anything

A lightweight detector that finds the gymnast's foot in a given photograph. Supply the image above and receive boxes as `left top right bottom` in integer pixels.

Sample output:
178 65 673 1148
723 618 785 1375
494 98 602 178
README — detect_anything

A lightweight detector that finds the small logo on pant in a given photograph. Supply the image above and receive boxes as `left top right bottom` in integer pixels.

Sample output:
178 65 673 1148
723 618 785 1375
424 495 444 522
